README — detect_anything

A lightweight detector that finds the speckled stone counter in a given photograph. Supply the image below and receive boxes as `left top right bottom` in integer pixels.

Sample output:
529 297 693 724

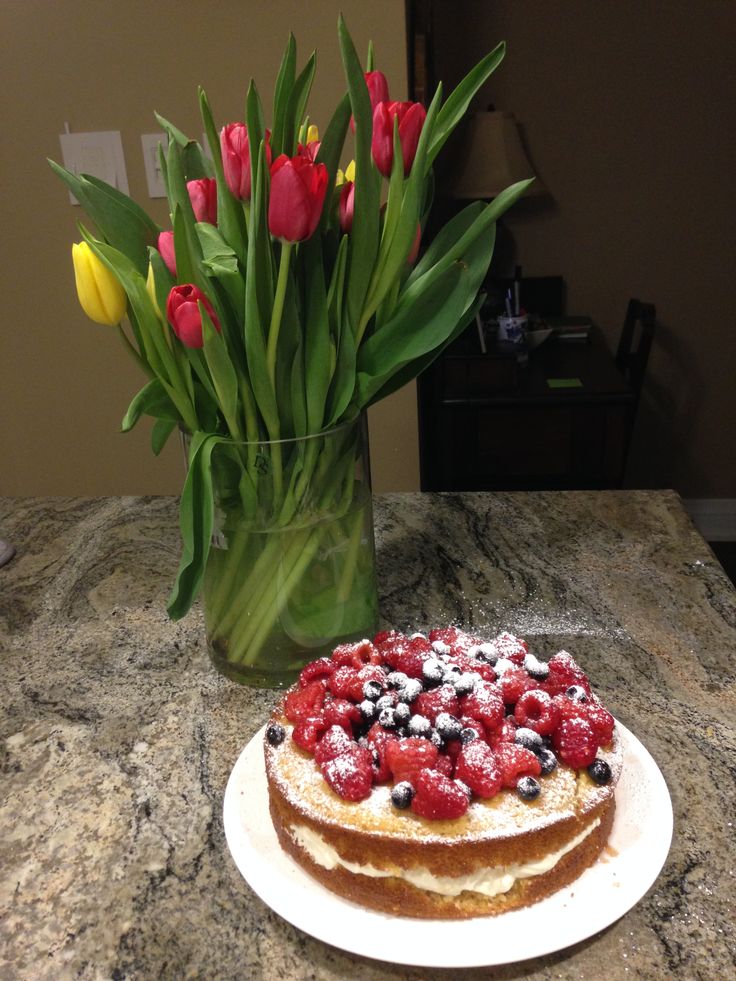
1 492 734 980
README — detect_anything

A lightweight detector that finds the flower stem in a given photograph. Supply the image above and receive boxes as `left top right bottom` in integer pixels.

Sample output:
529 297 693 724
266 241 293 389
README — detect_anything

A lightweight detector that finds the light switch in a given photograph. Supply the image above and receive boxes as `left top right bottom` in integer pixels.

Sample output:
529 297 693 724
141 133 169 198
59 130 129 204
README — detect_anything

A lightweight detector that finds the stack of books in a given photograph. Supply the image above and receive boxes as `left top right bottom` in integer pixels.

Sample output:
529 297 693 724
547 316 592 342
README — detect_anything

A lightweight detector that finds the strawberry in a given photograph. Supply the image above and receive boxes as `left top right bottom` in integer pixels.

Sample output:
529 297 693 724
298 657 335 687
552 717 598 768
385 736 438 781
313 724 354 765
455 741 502 798
494 743 542 788
321 744 373 801
283 680 327 722
410 769 470 820
291 714 328 753
323 697 361 732
414 684 460 724
514 689 560 735
459 681 504 730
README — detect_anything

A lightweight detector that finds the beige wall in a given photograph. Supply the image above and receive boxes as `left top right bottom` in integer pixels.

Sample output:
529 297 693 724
434 0 736 497
0 0 419 496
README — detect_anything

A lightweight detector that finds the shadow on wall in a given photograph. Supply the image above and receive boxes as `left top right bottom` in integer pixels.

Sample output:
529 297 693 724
625 317 706 492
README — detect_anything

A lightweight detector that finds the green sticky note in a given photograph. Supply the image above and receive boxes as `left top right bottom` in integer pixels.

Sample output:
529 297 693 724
547 377 583 389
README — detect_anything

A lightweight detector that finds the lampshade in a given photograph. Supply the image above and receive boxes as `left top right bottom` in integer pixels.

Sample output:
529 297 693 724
445 111 538 199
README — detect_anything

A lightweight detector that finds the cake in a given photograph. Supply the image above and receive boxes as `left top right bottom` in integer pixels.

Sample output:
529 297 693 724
264 628 622 918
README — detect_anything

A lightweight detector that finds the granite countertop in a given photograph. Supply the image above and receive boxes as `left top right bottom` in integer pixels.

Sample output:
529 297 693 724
0 491 734 980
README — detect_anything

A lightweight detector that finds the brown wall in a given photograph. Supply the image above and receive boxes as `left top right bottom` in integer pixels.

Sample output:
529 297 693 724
0 0 419 496
434 0 736 496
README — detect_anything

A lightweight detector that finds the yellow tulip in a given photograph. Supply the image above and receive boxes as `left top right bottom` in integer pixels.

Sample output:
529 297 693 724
335 159 356 186
145 261 161 318
306 124 320 144
71 241 127 325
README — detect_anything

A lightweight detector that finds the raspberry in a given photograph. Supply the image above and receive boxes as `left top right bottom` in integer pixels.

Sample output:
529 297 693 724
313 724 354 765
328 665 361 699
331 639 375 669
283 680 327 722
458 716 486 743
321 744 373 801
397 636 433 679
494 743 542 788
514 689 560 735
375 632 411 668
385 736 438 781
552 717 598 768
323 698 361 732
491 632 528 665
291 714 328 753
414 684 460 724
487 715 518 748
455 741 502 798
552 692 588 724
410 769 470 820
434 752 454 778
459 681 504 731
584 701 615 744
298 657 335 687
496 665 535 705
366 723 399 782
543 651 591 696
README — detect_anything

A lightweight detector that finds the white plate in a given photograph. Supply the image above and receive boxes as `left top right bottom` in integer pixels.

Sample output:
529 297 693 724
223 721 672 968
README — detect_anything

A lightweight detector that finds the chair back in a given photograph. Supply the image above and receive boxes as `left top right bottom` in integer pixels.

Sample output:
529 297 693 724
616 299 656 401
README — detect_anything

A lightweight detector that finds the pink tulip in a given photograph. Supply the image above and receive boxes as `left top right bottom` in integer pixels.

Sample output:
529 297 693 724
157 231 177 277
220 123 271 201
186 178 217 224
351 70 390 133
338 181 355 234
371 101 427 177
166 284 220 348
268 154 328 242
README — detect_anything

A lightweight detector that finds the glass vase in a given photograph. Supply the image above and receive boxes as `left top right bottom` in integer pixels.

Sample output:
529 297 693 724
200 414 378 688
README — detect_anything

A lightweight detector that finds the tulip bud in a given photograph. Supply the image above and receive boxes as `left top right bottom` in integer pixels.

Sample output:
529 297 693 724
268 154 329 242
338 181 355 234
71 242 127 326
220 123 271 201
157 231 177 277
146 263 161 317
336 160 356 186
187 178 218 224
166 284 221 349
371 100 427 178
350 70 390 133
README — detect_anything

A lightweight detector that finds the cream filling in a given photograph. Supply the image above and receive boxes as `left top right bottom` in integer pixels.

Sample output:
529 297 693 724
290 818 601 898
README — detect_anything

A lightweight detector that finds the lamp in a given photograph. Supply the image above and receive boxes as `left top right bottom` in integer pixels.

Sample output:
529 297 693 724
445 110 539 199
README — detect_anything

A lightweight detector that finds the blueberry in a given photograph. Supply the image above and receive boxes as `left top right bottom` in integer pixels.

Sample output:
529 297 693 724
451 672 478 697
435 712 463 741
517 776 542 800
386 671 408 690
378 707 397 729
363 680 383 701
514 727 544 752
422 659 445 686
538 749 558 775
524 654 549 681
266 723 286 746
460 726 479 745
587 758 612 785
566 685 588 703
442 664 462 679
358 700 377 722
431 640 451 656
391 781 415 809
408 714 432 738
376 694 395 712
472 643 498 666
394 702 411 726
429 728 445 750
397 679 423 703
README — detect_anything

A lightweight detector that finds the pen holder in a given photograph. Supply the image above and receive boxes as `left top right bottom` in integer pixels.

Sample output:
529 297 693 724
497 314 528 344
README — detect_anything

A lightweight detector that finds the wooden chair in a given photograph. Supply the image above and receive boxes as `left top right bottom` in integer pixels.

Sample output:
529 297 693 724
616 299 656 405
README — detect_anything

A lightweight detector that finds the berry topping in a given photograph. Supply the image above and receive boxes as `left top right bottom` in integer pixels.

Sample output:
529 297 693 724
298 657 335 687
410 769 470 820
491 632 528 665
514 689 561 736
324 698 361 731
386 671 408 690
414 684 461 724
514 727 545 753
407 714 432 738
386 736 439 781
460 726 479 745
459 681 504 731
451 672 479 696
394 702 411 726
266 722 286 746
435 712 463 742
584 701 615 744
362 679 383 701
565 684 589 702
283 680 327 722
313 724 354 765
495 743 543 788
321 744 373 801
378 706 398 729
496 665 535 705
552 717 598 768
524 653 550 680
587 758 613 785
358 699 377 722
543 651 591 697
396 678 423 703
390 781 416 809
292 715 329 753
422 659 445 686
537 748 558 775
455 741 502 798
517 775 542 800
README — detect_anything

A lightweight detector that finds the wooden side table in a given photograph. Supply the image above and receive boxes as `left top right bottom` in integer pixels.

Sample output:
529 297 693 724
418 327 635 491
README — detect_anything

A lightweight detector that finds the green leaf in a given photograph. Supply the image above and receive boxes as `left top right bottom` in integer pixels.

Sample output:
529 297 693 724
167 432 226 620
325 310 357 425
199 88 247 262
154 112 213 179
314 93 351 234
202 305 242 440
302 236 330 432
272 34 297 156
151 418 177 455
427 41 506 168
282 52 316 155
49 160 159 274
196 222 245 312
122 378 180 432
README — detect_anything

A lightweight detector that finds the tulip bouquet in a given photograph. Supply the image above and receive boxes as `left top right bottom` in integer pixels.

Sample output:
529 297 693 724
52 17 530 684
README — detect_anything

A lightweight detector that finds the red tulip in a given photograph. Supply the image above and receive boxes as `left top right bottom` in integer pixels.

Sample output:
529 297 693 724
220 123 271 201
187 178 217 224
157 231 177 277
166 284 220 349
350 70 390 133
338 181 355 234
268 154 328 242
297 140 321 163
371 100 427 178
